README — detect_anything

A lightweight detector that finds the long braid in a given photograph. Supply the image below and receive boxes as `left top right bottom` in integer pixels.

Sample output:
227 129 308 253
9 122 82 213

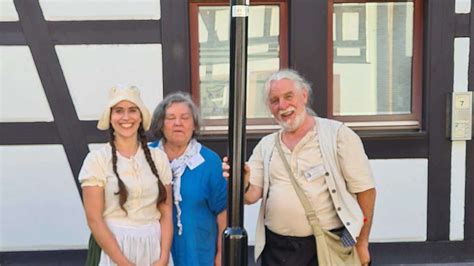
109 128 129 214
138 125 167 205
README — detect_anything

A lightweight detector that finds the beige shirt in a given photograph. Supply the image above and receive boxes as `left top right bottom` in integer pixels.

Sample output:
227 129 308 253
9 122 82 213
79 144 172 226
249 124 374 237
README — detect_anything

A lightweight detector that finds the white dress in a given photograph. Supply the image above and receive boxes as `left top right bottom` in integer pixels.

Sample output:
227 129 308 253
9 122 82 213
99 221 162 266
79 144 173 266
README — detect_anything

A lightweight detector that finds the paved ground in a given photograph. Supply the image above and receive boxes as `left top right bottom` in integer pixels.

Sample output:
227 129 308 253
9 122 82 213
1 247 473 265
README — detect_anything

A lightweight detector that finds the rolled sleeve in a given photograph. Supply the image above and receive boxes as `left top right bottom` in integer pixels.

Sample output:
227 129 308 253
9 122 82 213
248 140 265 188
78 152 106 187
337 125 375 193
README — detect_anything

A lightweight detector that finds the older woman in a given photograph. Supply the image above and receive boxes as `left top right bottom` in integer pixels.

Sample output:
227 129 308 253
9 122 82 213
149 92 227 266
79 85 173 266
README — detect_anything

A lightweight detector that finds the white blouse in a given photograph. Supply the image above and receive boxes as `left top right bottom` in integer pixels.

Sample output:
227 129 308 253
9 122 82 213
79 144 172 226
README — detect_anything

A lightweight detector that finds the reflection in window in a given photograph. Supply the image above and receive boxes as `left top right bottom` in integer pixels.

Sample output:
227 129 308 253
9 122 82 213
333 5 367 63
197 5 281 120
333 2 414 117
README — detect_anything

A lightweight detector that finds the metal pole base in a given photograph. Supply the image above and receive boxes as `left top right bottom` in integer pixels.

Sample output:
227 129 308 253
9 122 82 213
223 227 248 266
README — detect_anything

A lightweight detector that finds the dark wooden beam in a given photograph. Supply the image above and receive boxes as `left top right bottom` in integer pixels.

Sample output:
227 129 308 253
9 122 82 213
289 0 328 117
82 121 108 143
362 137 428 159
424 0 456 241
370 240 474 264
455 13 470 37
0 122 61 145
0 20 162 45
160 0 192 96
0 22 26 45
0 121 110 145
48 20 161 44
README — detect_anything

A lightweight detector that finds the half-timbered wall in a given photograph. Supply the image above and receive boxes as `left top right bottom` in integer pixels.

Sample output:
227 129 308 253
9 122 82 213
1 0 164 252
0 0 473 264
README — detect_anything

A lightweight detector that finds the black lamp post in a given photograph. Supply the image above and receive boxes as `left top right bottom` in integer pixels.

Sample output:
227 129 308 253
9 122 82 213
222 0 249 265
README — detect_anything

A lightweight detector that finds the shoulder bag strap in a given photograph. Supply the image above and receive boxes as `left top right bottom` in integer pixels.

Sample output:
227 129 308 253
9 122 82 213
274 134 324 236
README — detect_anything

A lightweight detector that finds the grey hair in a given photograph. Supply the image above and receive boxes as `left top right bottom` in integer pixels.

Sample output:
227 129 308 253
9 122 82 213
264 69 313 101
149 91 202 140
264 69 315 114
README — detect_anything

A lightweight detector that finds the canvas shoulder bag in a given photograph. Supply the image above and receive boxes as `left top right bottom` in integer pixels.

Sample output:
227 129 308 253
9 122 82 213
274 134 360 266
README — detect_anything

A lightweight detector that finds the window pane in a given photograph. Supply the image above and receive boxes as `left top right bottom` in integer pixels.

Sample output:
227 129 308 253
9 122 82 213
333 2 414 116
198 5 281 119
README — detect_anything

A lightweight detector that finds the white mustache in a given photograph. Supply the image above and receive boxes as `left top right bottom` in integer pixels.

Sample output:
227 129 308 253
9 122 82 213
279 107 295 116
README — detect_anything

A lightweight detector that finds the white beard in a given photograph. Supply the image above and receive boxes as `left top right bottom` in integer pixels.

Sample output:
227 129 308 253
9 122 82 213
278 109 306 132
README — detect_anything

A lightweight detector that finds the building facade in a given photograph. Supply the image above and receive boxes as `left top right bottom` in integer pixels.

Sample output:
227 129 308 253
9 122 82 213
0 0 473 264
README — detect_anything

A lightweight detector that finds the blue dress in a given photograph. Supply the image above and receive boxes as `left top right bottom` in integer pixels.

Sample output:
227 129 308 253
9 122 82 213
149 141 228 266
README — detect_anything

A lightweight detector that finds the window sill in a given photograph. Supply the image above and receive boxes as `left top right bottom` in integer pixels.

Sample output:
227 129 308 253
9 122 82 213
356 130 427 140
200 124 280 137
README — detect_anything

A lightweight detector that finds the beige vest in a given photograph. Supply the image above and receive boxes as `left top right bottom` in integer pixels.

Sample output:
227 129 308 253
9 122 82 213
253 117 365 262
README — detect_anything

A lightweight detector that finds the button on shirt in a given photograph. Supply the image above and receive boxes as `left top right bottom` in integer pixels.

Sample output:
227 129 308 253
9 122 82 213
248 124 373 237
79 144 172 226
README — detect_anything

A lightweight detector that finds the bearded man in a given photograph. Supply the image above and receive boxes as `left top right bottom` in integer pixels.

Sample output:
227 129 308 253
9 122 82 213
232 69 376 266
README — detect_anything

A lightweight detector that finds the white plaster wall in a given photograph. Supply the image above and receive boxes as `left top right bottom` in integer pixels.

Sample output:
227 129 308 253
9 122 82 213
0 46 54 122
39 0 160 21
456 0 471 13
243 159 428 243
244 201 261 245
450 37 470 240
0 0 18 21
88 143 106 151
56 44 164 121
364 159 428 242
451 141 467 240
0 145 90 251
454 38 470 90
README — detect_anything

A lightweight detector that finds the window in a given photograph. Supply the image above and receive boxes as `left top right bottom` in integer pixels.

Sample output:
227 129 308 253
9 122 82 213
189 0 288 131
330 0 423 130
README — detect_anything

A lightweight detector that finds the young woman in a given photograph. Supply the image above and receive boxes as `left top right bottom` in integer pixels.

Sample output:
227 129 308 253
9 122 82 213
79 85 173 266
